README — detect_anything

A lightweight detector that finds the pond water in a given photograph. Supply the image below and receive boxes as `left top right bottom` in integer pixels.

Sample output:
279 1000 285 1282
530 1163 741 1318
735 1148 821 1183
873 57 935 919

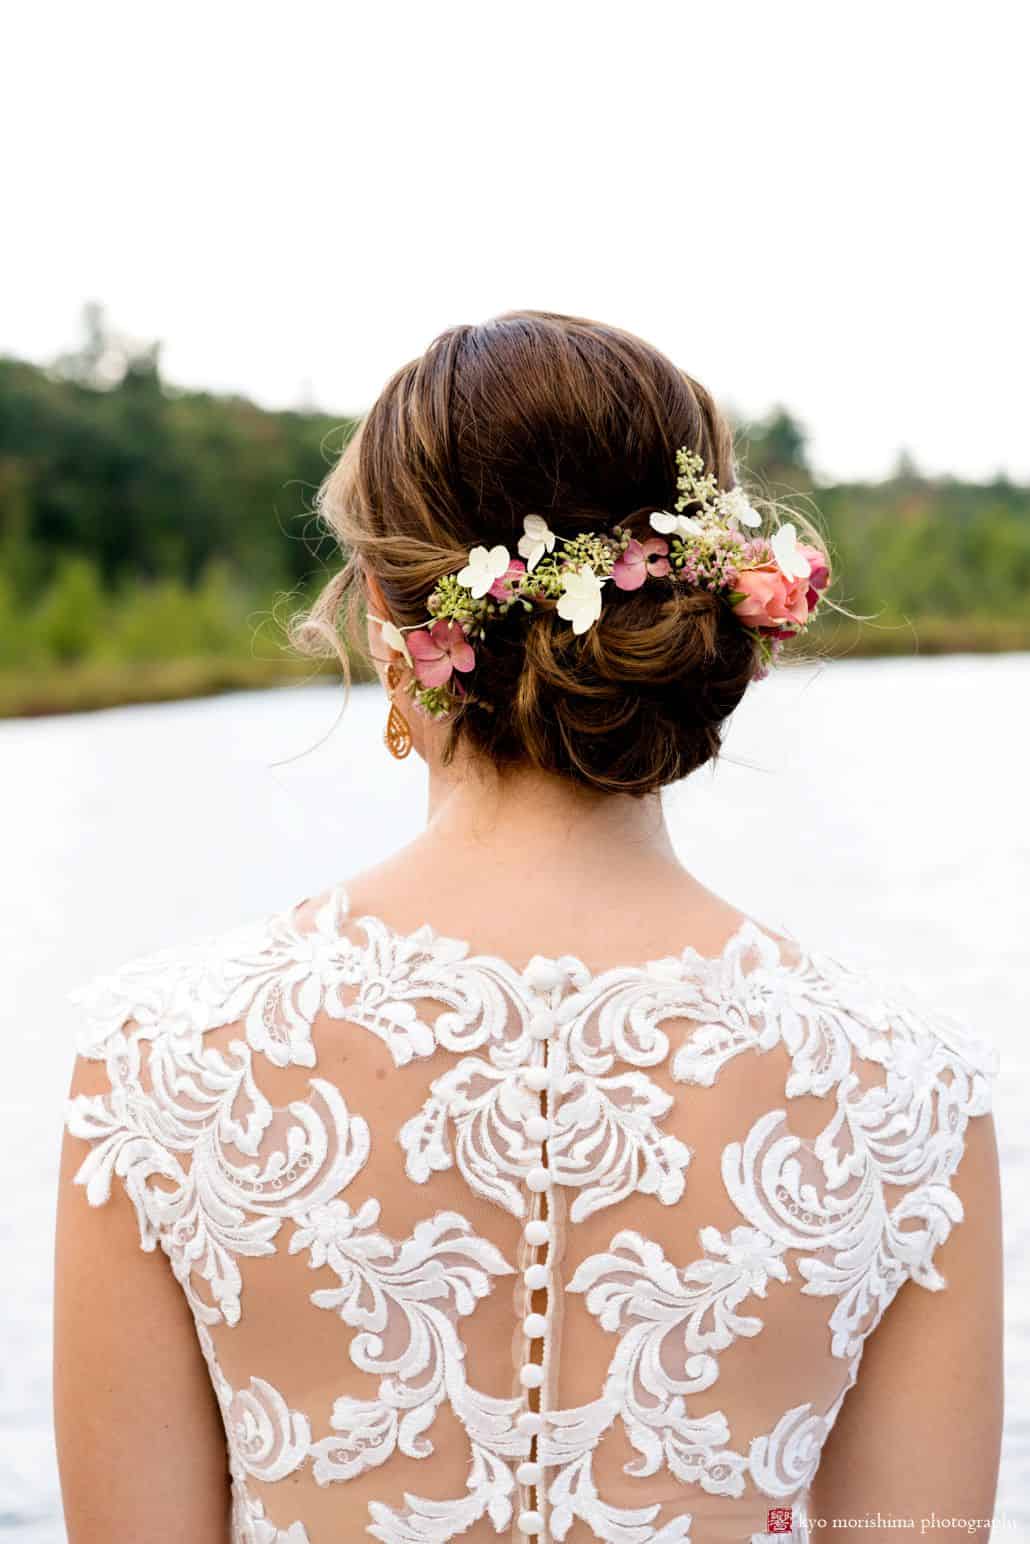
1 656 1027 1539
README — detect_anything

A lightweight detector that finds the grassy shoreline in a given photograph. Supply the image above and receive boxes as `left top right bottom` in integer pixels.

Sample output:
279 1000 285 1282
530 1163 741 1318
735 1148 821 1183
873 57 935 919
1 618 1027 720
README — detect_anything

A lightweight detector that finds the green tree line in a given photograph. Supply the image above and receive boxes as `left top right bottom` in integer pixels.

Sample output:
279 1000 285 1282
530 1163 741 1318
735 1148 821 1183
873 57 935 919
1 308 1027 710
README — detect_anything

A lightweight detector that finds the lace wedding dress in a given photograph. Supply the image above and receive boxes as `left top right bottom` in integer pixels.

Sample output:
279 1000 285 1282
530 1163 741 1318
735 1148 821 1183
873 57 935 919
65 887 1000 1544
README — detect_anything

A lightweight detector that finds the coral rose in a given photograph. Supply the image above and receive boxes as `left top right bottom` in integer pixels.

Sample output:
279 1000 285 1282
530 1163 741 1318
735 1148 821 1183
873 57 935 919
731 563 811 632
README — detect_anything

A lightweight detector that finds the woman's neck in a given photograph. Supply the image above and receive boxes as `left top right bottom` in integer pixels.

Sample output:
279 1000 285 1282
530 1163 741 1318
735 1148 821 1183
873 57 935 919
340 753 749 965
422 756 677 876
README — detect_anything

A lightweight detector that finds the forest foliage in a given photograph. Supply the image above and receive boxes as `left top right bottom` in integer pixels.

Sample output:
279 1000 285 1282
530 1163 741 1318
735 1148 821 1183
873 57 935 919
1 308 1027 708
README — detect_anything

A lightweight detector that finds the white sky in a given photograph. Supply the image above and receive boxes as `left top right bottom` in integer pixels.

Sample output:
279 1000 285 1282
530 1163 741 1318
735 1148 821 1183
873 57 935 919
4 0 1027 483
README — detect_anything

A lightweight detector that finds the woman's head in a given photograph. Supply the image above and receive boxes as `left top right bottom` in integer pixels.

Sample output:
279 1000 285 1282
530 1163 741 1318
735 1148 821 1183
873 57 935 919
299 310 818 795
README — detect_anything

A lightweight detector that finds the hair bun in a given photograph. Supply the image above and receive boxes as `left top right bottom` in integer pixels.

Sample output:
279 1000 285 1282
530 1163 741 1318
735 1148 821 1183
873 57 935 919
473 581 758 795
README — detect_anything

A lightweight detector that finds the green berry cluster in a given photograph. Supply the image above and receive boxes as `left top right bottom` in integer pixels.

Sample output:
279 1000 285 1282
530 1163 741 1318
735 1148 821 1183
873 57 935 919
674 448 721 514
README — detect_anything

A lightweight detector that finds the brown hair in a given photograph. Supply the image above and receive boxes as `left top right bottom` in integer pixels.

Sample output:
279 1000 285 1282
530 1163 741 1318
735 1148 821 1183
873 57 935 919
296 310 785 796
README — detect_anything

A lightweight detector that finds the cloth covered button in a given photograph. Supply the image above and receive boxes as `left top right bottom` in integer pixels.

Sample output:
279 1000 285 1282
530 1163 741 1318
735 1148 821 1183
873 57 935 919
523 1219 550 1246
526 1166 550 1192
516 1411 542 1437
516 1460 542 1485
524 1313 547 1338
519 1362 544 1388
526 1115 551 1142
517 1511 543 1535
528 1009 555 1040
524 957 563 992
524 1263 549 1290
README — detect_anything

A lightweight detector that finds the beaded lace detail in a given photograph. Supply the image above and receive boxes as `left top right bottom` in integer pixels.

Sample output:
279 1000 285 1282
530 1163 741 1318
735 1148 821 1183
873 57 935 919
65 888 999 1544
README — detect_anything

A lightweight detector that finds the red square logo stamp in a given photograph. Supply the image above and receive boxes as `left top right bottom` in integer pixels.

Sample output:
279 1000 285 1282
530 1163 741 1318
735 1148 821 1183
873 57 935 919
767 1508 793 1535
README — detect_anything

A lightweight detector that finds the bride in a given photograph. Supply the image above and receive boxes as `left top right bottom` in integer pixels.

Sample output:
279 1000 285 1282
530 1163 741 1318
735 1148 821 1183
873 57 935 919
54 311 1002 1543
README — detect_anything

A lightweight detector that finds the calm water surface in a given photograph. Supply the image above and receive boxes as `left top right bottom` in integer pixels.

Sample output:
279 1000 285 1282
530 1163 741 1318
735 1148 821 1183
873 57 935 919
1 656 1027 1540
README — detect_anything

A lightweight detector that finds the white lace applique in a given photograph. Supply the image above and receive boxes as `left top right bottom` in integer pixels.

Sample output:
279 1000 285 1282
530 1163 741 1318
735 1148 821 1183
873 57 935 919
571 1228 785 1477
67 1023 371 1325
65 890 1000 1544
400 952 694 1223
234 1493 312 1544
713 952 998 1357
290 1202 526 1491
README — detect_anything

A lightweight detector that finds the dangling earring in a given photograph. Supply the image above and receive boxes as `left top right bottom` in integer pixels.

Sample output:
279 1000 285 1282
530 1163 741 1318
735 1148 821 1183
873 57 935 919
383 661 412 759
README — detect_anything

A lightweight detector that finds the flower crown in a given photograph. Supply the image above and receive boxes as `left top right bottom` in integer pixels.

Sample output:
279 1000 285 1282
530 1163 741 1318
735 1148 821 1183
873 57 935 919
371 447 830 718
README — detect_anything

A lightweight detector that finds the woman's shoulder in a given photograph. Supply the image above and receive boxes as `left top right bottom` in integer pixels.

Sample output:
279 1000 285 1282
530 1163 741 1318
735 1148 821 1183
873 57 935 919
742 918 1001 1104
68 886 351 1066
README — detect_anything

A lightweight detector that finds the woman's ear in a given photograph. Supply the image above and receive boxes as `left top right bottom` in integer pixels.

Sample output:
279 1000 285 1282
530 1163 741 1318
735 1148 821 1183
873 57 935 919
363 569 401 688
365 570 388 618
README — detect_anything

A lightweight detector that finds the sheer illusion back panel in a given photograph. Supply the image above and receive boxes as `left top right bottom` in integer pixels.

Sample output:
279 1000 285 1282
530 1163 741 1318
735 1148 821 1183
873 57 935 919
64 888 999 1544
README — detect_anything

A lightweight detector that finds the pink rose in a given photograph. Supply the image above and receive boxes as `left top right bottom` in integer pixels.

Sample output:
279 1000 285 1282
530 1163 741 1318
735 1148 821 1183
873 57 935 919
408 620 476 688
612 537 671 591
488 557 527 601
731 563 811 631
799 543 830 613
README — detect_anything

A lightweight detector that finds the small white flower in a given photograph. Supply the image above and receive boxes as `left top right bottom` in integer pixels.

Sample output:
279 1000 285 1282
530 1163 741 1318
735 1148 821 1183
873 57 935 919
650 510 704 539
717 488 762 529
557 565 606 635
367 613 412 667
770 522 811 581
517 513 556 572
457 543 511 599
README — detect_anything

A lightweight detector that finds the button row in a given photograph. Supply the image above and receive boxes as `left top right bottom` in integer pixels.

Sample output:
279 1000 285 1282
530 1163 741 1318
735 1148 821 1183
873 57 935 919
519 1035 551 1543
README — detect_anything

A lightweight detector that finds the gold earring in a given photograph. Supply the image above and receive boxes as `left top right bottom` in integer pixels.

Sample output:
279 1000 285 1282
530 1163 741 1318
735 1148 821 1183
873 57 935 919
383 662 412 759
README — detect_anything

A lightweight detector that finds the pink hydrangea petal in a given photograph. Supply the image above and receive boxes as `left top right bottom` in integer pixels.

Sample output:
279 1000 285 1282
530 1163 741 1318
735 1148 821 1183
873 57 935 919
425 619 475 675
613 540 647 590
408 628 443 662
406 627 451 686
799 545 830 591
488 558 526 601
408 621 476 685
429 619 460 649
449 639 476 673
413 653 453 688
435 620 473 666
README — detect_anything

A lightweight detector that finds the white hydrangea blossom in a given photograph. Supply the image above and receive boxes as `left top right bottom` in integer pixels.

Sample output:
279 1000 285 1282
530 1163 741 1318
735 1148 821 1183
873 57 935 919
557 566 606 635
457 544 511 599
517 514 556 572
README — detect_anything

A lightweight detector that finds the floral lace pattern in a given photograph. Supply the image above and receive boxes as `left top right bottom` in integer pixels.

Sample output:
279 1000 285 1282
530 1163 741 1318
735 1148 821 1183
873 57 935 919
65 889 999 1544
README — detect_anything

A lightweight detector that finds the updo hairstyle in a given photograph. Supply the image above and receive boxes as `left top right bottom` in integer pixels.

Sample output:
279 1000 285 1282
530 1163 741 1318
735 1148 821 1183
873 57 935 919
296 310 766 796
